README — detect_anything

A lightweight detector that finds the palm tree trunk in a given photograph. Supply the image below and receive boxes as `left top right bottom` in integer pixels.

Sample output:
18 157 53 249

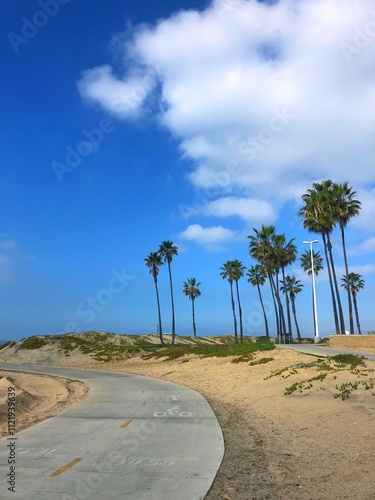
230 282 238 343
322 232 340 334
326 233 346 334
341 227 354 334
167 261 176 345
270 271 287 340
291 297 302 343
268 271 280 341
235 281 244 343
257 284 269 341
192 298 197 337
352 291 362 334
282 267 293 338
154 279 164 347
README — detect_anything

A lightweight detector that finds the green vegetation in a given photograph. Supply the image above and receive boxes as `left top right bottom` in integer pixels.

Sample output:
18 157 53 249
0 340 16 350
284 373 327 395
334 380 374 400
143 338 274 361
266 353 372 400
249 357 274 366
20 336 49 349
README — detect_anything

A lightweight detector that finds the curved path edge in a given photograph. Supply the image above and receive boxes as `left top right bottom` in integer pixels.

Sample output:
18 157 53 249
0 364 224 500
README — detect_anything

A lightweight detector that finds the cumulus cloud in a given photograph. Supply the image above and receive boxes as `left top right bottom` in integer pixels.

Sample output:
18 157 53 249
78 0 375 227
203 196 276 223
78 65 156 119
348 236 375 256
177 224 237 251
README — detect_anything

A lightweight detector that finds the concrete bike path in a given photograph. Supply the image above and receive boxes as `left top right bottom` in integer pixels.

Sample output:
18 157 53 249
276 343 375 361
0 364 224 500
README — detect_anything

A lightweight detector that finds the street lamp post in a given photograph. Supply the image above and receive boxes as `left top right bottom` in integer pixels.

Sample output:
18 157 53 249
303 240 320 343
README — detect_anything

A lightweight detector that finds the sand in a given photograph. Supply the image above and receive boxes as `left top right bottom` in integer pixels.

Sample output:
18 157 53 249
1 347 375 499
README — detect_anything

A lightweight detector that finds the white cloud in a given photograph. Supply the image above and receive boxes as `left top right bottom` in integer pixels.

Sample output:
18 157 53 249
348 236 375 256
203 196 276 223
348 264 375 276
78 0 375 229
177 224 237 251
78 65 156 119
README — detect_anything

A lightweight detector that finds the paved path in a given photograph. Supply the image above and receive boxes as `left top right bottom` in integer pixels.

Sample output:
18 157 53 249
0 364 224 500
276 343 375 361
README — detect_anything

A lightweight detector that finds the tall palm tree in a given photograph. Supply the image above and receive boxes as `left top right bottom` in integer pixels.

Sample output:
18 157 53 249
248 225 286 342
144 252 165 346
247 265 270 341
220 261 238 343
158 241 178 345
334 182 361 334
299 180 345 334
341 273 365 335
280 275 304 343
275 235 297 339
183 278 201 337
230 259 246 343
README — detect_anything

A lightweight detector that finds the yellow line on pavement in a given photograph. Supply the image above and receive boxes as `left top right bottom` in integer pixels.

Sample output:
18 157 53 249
49 458 83 478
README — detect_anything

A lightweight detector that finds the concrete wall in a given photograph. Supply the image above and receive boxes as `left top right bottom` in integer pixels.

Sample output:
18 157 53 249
330 335 375 348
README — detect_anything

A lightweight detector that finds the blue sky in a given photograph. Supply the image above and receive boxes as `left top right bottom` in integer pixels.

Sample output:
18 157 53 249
1 0 375 340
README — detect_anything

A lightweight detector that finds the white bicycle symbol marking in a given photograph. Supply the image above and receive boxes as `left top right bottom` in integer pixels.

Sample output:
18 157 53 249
154 405 192 417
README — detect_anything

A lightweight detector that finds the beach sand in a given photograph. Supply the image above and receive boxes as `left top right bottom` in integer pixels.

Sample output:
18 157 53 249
1 346 375 499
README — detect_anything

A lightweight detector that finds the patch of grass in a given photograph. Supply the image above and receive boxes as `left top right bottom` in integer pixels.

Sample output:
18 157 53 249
284 373 327 395
334 379 374 400
20 336 49 350
328 354 365 370
249 357 274 366
143 341 274 361
0 340 16 350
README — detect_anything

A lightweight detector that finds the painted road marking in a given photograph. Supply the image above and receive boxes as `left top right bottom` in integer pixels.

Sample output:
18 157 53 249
167 395 179 401
49 458 83 478
121 418 133 428
154 406 192 417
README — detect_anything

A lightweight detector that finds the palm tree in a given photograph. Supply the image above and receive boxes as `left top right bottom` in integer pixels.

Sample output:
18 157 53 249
280 275 304 343
248 225 286 342
341 273 365 335
334 183 361 334
145 252 165 346
183 278 201 337
276 235 297 339
158 241 178 345
299 249 324 276
231 259 246 343
220 261 238 343
247 265 270 341
299 180 345 334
